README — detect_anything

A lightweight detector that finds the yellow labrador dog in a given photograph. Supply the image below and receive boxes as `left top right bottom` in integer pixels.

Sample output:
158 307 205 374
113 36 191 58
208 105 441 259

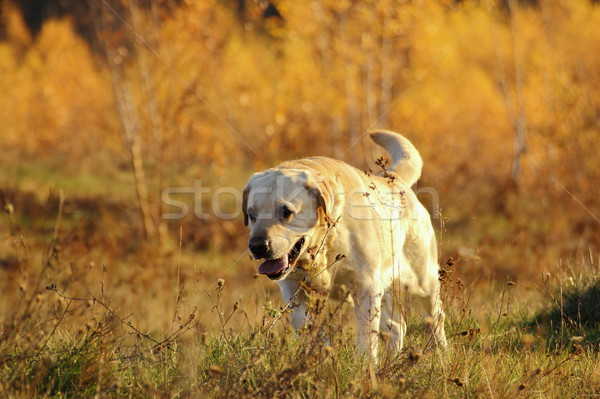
242 130 447 359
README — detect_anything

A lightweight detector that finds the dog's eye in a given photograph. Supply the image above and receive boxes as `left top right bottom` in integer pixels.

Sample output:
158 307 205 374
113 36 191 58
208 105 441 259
247 209 257 223
279 205 294 220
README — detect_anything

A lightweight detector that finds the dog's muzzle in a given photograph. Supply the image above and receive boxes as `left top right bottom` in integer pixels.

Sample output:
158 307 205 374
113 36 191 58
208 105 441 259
251 237 305 280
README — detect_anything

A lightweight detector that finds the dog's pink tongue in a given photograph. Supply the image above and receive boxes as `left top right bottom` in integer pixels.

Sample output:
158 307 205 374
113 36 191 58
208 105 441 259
258 257 288 275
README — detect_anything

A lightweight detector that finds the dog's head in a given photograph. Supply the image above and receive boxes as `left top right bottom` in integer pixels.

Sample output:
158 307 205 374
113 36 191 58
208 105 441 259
242 168 331 280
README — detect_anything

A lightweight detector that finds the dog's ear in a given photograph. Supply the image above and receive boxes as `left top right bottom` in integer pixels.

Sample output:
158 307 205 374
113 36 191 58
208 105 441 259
242 183 250 226
305 174 333 221
242 171 271 226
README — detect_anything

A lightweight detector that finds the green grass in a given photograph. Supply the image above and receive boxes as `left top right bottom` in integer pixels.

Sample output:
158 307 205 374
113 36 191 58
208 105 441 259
0 154 134 202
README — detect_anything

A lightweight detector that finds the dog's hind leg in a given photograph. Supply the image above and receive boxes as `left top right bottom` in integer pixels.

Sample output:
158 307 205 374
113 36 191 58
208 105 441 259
379 289 406 353
419 290 447 348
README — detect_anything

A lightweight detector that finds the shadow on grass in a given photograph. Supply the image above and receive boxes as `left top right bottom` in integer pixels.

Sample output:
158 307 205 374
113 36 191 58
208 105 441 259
527 277 600 351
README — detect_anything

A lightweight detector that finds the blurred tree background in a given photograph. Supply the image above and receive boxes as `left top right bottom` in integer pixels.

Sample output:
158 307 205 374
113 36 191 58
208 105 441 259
1 0 599 292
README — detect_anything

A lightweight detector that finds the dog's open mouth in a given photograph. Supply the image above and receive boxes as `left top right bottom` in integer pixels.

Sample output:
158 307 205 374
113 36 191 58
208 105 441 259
258 237 305 280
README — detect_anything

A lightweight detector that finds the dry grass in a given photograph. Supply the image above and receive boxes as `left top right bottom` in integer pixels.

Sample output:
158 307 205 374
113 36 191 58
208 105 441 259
0 193 598 397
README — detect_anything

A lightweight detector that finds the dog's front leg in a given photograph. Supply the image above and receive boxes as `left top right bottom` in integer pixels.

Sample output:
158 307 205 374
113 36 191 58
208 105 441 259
354 283 383 361
278 278 309 330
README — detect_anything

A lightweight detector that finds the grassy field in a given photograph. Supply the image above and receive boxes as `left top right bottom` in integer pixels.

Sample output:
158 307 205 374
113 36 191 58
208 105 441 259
1 175 599 397
1 0 600 397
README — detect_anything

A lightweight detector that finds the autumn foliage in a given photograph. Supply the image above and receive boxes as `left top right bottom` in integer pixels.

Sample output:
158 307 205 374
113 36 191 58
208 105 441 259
0 0 598 302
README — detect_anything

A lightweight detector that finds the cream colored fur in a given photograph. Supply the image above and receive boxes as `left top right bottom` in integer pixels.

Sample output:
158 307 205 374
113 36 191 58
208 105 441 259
242 130 447 360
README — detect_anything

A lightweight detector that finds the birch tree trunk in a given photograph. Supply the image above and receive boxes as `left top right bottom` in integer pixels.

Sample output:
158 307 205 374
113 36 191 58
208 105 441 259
96 3 157 241
508 0 527 186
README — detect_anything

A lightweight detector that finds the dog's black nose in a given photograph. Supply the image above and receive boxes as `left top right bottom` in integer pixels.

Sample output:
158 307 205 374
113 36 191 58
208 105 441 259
249 237 271 259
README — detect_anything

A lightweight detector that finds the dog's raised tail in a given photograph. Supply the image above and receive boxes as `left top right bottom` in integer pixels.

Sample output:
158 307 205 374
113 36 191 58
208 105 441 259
369 130 423 186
